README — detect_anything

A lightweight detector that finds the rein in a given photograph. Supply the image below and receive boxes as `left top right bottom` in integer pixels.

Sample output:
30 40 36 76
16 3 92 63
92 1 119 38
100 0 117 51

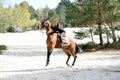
39 29 44 33
46 25 54 35
46 31 52 34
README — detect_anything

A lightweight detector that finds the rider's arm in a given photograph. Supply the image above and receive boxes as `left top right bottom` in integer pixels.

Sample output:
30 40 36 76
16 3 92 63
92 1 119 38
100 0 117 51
58 28 65 33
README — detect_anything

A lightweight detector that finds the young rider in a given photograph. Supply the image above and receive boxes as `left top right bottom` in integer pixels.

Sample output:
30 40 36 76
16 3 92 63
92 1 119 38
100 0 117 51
52 21 66 45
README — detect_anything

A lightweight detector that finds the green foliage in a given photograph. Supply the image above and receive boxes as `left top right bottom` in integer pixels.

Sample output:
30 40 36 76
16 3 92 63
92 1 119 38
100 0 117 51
28 6 38 19
115 25 120 30
48 9 59 24
13 3 31 28
0 1 38 32
0 6 12 32
7 26 16 32
80 41 120 52
73 0 120 44
0 45 7 50
37 7 49 21
74 30 89 39
0 45 7 54
56 0 74 27
56 2 65 26
81 42 99 51
103 42 120 49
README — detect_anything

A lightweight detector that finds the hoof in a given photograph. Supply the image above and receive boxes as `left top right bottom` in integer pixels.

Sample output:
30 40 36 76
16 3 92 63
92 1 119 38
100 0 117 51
72 64 74 66
46 63 49 66
66 64 71 67
46 64 49 66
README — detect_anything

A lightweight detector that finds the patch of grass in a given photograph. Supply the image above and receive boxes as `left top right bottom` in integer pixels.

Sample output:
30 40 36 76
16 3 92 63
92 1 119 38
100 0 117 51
80 42 99 51
103 42 120 49
0 45 7 50
0 45 7 54
80 41 120 52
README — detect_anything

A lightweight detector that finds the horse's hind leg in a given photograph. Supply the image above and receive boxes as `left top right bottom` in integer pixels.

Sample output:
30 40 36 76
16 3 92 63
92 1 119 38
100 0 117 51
46 50 52 66
66 54 71 67
62 49 71 67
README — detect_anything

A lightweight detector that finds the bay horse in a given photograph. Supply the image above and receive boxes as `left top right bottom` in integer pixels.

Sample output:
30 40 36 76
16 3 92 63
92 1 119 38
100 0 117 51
38 18 81 67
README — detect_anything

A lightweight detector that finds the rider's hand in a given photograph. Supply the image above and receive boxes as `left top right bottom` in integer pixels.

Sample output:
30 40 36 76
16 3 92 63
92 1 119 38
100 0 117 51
56 31 59 33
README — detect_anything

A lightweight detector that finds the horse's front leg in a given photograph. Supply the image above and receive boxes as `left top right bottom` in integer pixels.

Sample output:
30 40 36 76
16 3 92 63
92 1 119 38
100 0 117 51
46 50 53 66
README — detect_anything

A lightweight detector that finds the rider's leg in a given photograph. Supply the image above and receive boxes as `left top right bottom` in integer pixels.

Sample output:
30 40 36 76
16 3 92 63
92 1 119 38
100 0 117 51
61 32 67 44
57 33 63 47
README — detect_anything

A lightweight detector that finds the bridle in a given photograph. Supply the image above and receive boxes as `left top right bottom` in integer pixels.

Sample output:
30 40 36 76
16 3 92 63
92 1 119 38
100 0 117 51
39 20 53 34
38 23 44 33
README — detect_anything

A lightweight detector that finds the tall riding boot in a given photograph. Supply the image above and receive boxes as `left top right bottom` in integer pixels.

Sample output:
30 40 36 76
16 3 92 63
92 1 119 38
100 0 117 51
57 34 62 47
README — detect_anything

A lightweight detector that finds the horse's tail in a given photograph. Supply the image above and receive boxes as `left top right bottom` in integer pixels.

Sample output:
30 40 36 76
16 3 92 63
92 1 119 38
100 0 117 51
75 43 82 54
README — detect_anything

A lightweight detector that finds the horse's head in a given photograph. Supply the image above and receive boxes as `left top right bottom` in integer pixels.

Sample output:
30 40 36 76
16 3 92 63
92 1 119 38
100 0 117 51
38 18 51 29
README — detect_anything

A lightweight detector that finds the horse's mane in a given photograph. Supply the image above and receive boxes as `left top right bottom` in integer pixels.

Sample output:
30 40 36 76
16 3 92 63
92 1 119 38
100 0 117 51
51 25 54 29
51 22 59 29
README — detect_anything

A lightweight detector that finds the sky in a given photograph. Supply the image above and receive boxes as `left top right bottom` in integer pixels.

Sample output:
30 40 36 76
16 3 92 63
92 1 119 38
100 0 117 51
3 0 75 9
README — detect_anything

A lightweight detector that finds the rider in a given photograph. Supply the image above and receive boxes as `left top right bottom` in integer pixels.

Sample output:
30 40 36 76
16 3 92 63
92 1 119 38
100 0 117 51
52 21 66 45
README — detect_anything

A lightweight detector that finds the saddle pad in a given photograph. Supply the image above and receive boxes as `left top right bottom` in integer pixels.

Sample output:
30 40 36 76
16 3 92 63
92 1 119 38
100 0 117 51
61 36 69 43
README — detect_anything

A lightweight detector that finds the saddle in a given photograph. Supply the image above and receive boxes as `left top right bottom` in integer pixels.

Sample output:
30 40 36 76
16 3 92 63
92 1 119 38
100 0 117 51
57 32 68 46
57 33 62 43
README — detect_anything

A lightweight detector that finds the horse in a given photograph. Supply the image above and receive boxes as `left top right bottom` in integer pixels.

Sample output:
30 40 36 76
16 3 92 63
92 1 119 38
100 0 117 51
38 18 81 67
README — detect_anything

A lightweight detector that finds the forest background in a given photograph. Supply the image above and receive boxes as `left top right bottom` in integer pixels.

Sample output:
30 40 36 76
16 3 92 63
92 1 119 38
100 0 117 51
0 0 120 50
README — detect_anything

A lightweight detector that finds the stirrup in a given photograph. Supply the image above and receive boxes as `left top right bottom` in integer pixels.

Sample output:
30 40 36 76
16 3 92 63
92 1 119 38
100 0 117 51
60 43 63 47
63 42 67 44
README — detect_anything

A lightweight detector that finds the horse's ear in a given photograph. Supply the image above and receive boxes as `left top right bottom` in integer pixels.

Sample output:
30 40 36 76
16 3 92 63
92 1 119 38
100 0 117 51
47 17 49 20
44 17 49 21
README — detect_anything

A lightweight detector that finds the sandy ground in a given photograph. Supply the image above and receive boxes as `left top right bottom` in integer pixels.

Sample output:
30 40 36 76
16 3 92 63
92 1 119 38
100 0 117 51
0 30 120 80
0 46 120 80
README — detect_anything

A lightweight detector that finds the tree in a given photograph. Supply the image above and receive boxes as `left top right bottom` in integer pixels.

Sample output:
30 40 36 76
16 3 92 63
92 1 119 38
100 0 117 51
56 0 67 27
103 0 120 43
28 6 38 19
74 0 120 44
76 0 96 42
0 6 6 32
0 6 12 32
37 6 49 21
11 1 37 30
48 9 59 24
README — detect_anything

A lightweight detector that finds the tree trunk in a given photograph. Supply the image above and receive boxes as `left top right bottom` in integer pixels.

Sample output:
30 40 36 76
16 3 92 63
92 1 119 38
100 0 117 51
97 0 103 45
104 24 110 44
106 33 110 44
108 23 117 43
111 29 117 43
98 24 103 45
89 26 94 43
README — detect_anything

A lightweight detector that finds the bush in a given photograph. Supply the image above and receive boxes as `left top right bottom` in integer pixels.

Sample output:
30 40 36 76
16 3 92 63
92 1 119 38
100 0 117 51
0 45 7 50
7 27 16 32
0 45 7 54
102 42 120 49
81 42 99 51
79 41 120 52
110 42 120 49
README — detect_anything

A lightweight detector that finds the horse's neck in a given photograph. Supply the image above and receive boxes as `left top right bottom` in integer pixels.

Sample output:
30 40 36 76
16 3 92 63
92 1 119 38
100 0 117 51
46 28 52 32
46 25 57 38
46 24 53 32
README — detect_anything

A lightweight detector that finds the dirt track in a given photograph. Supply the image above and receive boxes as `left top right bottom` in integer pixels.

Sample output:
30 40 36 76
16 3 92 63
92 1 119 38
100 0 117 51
0 31 120 80
0 46 120 80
